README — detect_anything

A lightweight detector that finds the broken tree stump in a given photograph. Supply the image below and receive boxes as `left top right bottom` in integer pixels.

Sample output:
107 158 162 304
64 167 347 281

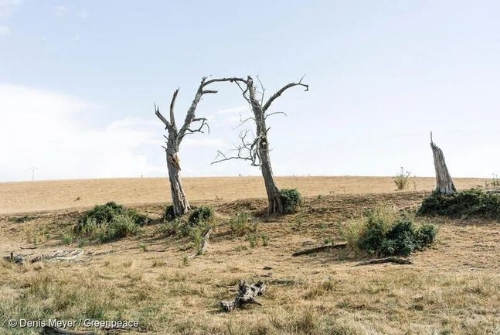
220 280 266 312
430 132 456 195
356 257 412 266
292 242 347 257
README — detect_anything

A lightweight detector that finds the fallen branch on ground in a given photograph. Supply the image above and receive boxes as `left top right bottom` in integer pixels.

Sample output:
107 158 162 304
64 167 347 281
292 242 347 257
220 280 266 312
356 257 413 266
31 249 84 263
41 326 96 335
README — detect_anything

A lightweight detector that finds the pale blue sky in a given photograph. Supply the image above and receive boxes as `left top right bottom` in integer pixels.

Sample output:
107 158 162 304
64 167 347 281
0 0 498 181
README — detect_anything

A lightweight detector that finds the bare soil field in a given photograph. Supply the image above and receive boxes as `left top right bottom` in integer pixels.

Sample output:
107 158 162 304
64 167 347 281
0 176 485 214
0 177 499 335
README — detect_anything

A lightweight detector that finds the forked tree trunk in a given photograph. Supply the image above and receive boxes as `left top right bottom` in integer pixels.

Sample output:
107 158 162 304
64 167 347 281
430 135 456 195
166 150 190 216
155 77 220 219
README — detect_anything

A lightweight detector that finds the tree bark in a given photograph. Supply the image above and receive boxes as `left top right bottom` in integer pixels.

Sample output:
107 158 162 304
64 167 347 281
220 280 266 312
167 150 190 216
156 78 219 218
430 134 456 195
248 77 284 215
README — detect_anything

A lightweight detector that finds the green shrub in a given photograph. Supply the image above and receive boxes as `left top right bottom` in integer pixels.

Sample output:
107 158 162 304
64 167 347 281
74 202 145 242
350 208 437 257
164 205 175 222
75 202 147 233
417 188 500 219
280 188 303 214
188 206 214 226
357 212 390 255
415 224 438 249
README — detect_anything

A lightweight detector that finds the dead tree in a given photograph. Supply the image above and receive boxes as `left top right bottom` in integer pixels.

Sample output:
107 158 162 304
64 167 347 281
155 77 220 217
430 132 456 195
212 76 309 215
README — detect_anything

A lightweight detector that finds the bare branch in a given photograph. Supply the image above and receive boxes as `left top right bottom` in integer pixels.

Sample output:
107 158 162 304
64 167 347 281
262 78 309 112
202 90 218 94
154 103 172 131
256 75 266 105
211 130 261 166
184 117 210 135
169 89 179 130
178 79 219 141
203 77 248 87
265 111 288 120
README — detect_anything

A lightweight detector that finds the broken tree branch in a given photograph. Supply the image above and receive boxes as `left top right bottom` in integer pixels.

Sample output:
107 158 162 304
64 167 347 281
262 77 309 112
220 280 266 312
356 257 413 266
292 242 347 257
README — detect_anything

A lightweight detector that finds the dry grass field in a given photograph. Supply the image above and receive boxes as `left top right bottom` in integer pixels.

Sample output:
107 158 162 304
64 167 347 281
0 176 499 335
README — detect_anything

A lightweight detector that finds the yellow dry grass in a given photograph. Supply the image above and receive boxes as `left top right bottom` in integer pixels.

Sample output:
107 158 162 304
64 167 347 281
0 177 499 335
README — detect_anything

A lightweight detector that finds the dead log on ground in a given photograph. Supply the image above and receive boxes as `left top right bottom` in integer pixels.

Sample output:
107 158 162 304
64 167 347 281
292 242 347 257
357 257 412 266
41 326 96 335
31 249 84 263
220 280 266 312
3 252 24 264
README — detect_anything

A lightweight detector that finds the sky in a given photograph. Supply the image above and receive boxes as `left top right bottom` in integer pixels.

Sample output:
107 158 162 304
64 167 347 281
0 0 499 182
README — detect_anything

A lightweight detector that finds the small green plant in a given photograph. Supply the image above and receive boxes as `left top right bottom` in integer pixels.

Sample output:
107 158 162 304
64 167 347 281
247 233 258 248
229 212 251 236
394 167 411 191
487 173 500 187
261 233 269 246
139 242 148 252
62 233 73 245
188 206 214 226
280 188 303 214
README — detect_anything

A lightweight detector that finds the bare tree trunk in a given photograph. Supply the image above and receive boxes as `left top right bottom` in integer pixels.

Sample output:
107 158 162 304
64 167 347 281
166 150 190 216
249 79 283 215
260 146 283 215
155 77 222 218
430 133 456 195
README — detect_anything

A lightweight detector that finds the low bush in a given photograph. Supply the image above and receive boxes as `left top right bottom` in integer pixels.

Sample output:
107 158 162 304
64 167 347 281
417 188 500 219
188 206 214 226
346 208 437 257
163 205 176 222
74 202 146 242
280 188 303 214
